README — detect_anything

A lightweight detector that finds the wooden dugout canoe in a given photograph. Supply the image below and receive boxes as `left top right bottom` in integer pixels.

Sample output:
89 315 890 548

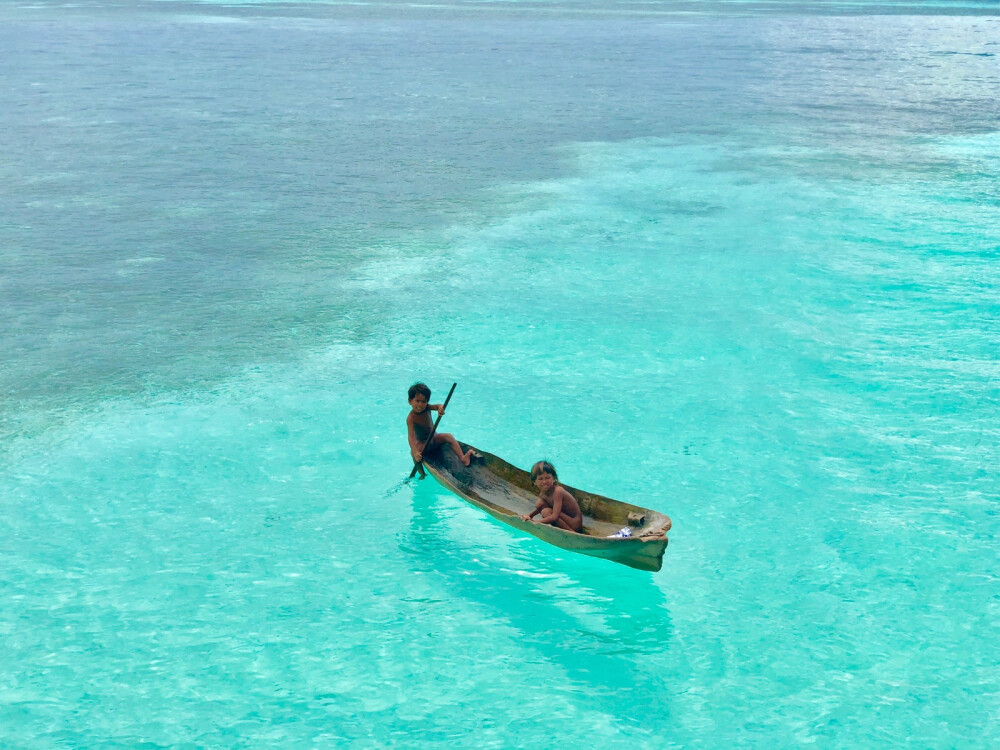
423 443 671 572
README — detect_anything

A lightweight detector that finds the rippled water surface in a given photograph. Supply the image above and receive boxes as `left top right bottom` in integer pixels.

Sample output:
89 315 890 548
2 1 999 746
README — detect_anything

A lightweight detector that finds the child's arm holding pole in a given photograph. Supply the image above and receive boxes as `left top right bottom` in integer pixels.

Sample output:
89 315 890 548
406 415 424 462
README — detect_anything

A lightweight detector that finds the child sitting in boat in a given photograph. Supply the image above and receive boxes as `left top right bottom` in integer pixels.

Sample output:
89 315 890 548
520 461 584 533
407 382 473 466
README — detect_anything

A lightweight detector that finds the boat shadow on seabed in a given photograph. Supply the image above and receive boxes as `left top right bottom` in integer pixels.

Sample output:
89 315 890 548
400 485 677 730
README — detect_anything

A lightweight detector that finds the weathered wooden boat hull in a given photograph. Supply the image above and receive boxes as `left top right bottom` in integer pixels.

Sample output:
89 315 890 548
423 444 671 572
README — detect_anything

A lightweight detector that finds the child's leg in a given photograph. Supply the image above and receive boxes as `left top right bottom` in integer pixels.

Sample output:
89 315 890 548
555 514 583 533
538 507 582 532
434 433 473 466
539 505 559 524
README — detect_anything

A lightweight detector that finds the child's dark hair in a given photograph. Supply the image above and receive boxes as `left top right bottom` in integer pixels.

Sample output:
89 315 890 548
408 382 431 400
530 461 558 481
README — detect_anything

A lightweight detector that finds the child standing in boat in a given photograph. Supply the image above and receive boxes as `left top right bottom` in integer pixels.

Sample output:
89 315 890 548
520 461 584 533
407 382 473 466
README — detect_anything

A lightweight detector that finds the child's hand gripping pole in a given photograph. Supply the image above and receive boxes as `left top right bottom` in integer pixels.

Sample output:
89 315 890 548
409 382 457 480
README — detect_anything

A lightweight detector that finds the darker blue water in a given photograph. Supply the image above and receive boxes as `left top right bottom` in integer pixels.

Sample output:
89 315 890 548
4 8 997 433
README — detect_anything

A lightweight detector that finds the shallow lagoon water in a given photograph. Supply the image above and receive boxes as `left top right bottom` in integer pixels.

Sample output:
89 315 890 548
2 1 999 746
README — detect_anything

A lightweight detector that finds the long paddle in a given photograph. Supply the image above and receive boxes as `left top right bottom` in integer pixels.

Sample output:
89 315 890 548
409 382 457 480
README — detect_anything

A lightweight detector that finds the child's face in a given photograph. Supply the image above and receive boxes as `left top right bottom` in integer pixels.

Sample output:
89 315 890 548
409 394 429 413
533 471 555 492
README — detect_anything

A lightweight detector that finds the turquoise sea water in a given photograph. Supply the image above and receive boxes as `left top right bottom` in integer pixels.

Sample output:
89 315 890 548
3 1 999 746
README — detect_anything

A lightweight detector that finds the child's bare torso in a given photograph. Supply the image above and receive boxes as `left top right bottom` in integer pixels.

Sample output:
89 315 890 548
542 486 582 522
409 409 434 442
